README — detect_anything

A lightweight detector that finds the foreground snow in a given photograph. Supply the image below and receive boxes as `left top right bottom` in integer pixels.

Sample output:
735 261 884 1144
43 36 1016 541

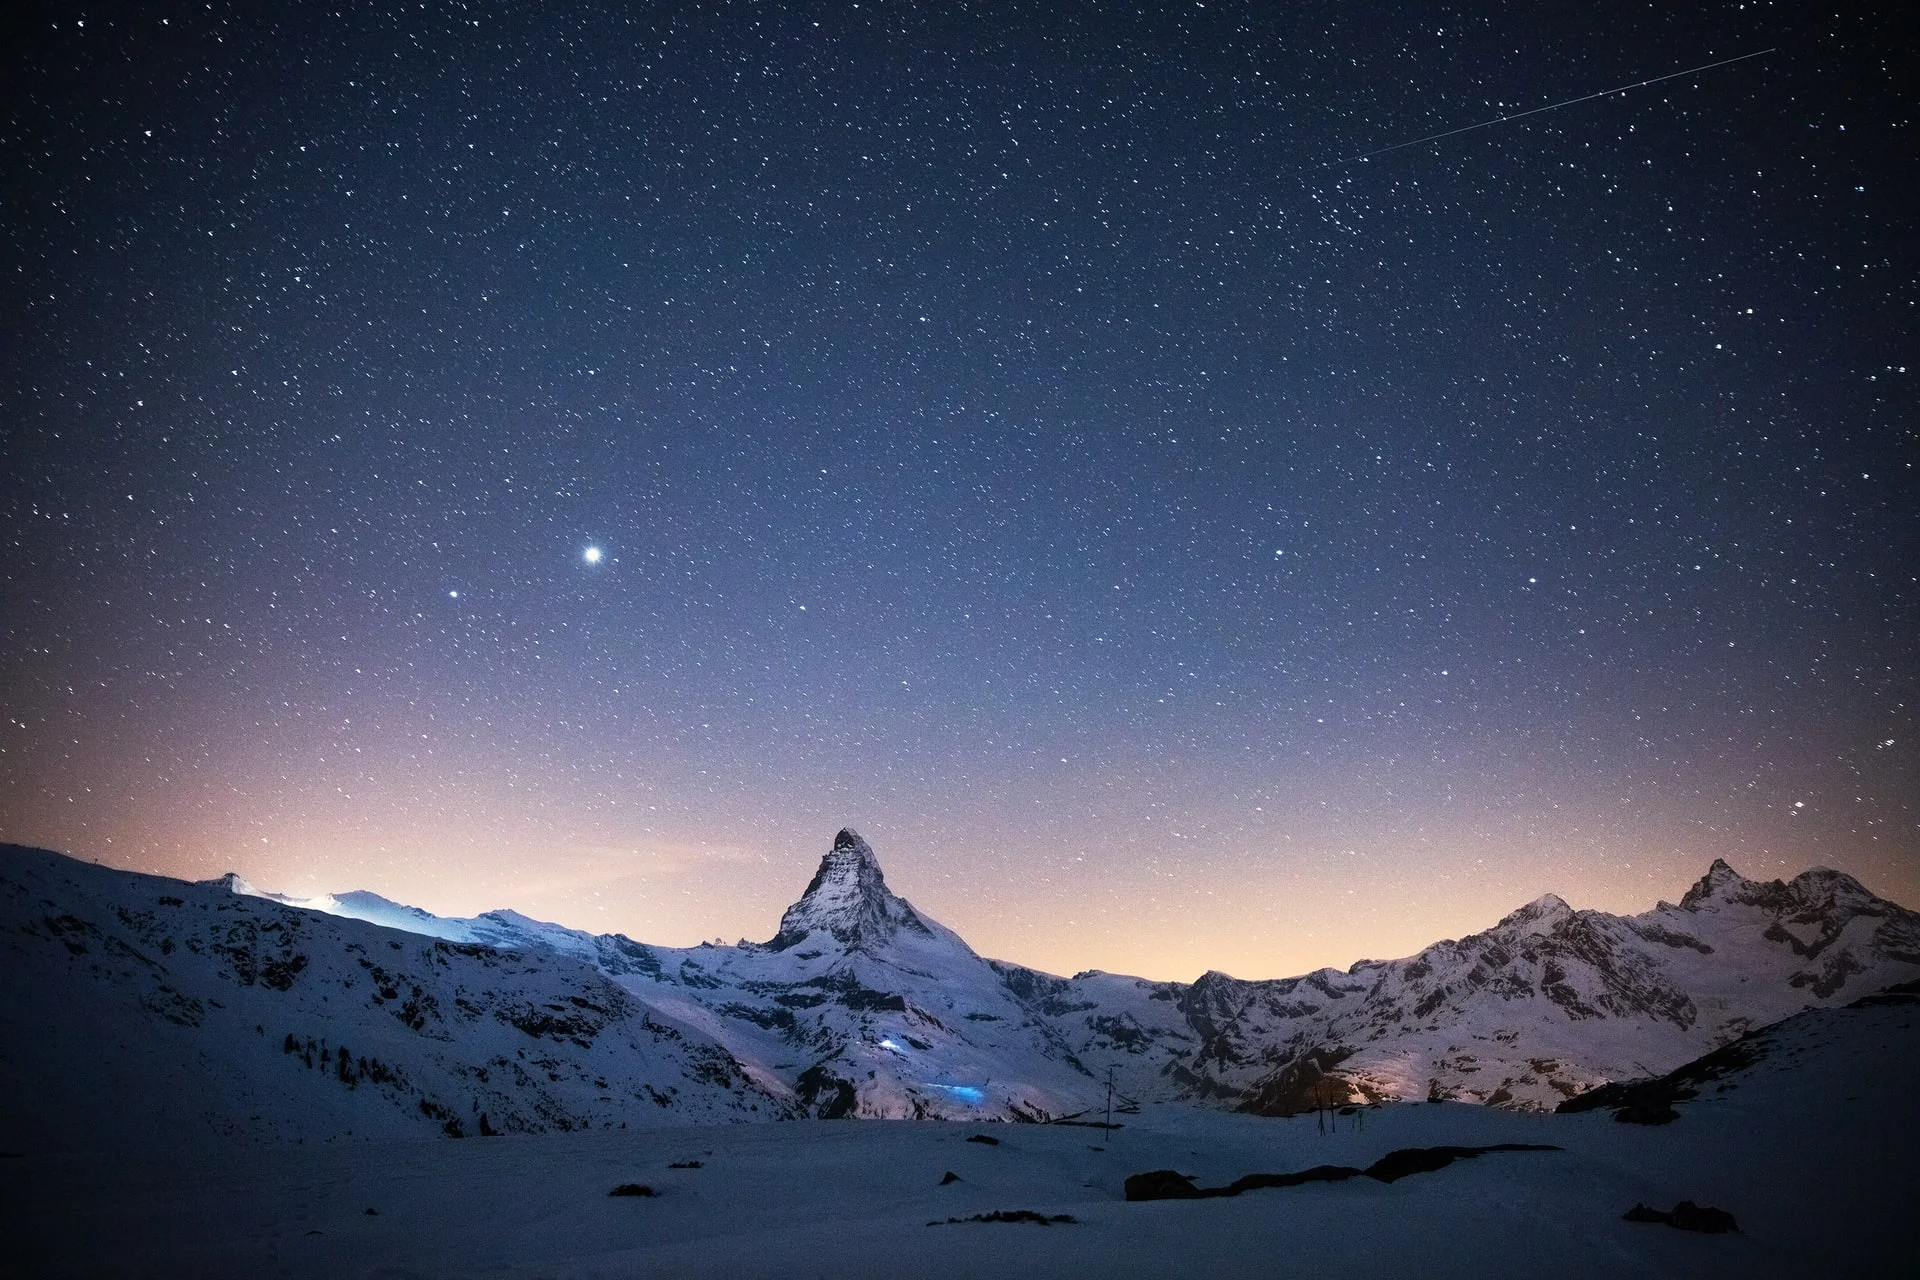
8 990 1915 1277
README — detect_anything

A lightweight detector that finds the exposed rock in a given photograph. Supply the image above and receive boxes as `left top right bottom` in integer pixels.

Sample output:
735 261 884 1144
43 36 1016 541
1239 1046 1356 1116
794 1064 858 1119
1218 1165 1364 1194
1559 1022 1771 1120
1362 1143 1559 1184
762 830 936 952
1124 1144 1559 1200
1124 1169 1206 1200
22 833 1920 1146
215 839 1920 1123
1624 1200 1739 1233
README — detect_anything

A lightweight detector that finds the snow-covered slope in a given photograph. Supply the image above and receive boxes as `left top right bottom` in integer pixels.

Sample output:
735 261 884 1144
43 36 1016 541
247 831 1111 1121
219 873 662 972
9 831 1917 1156
227 831 1111 1121
241 836 1919 1117
11 982 1917 1277
613 830 1106 1121
0 844 787 1154
1003 858 1920 1111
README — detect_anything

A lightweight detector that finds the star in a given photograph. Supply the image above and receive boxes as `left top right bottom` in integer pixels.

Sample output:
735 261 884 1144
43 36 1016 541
5 0 1908 985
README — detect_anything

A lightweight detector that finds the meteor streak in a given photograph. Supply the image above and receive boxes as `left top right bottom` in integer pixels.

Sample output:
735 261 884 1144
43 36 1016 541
1331 48 1775 166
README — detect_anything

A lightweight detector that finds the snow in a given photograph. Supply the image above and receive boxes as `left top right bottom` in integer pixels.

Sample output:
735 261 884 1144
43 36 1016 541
0 846 781 1155
101 832 1920 1122
4 836 1918 1272
8 990 1916 1275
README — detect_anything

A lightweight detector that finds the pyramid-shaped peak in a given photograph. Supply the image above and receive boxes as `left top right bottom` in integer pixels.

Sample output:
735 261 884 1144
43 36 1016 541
800 829 885 898
832 827 877 861
764 829 933 952
1680 858 1752 908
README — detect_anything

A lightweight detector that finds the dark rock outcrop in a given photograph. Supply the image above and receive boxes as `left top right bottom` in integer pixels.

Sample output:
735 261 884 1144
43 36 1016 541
1124 1169 1208 1200
1559 1025 1769 1120
1363 1143 1559 1183
794 1064 858 1119
1124 1144 1559 1200
1624 1200 1739 1233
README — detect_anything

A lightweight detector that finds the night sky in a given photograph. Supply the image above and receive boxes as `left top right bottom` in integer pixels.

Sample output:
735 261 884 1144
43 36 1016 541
4 1 1914 982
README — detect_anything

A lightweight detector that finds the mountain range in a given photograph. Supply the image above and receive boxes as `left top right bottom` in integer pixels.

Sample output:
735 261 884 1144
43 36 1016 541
3 831 1916 1150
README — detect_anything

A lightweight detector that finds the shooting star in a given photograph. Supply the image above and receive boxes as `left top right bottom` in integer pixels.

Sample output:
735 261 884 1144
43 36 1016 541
1330 48 1775 166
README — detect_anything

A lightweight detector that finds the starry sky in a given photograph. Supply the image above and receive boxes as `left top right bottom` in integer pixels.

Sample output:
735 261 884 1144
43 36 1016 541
4 1 1914 982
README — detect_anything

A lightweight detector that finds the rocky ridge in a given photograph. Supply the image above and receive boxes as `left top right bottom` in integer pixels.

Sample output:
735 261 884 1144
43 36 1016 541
0 843 784 1152
995 857 1920 1112
5 834 1918 1149
254 838 1920 1118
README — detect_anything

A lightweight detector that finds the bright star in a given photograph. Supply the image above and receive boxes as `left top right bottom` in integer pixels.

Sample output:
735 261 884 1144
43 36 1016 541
583 546 602 564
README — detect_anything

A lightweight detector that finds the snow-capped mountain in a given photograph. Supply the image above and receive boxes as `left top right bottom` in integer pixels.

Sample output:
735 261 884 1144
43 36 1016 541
604 830 1106 1120
243 834 1919 1118
763 828 941 952
0 843 787 1154
995 857 1920 1111
6 831 1917 1153
213 873 661 972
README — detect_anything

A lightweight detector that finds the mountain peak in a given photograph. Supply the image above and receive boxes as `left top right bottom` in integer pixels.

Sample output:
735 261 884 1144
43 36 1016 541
1496 892 1573 937
208 871 307 907
1680 858 1751 908
832 825 876 860
1789 864 1871 895
763 829 933 952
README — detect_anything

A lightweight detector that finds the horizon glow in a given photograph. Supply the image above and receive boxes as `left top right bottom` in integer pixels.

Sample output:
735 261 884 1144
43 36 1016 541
1 3 1912 983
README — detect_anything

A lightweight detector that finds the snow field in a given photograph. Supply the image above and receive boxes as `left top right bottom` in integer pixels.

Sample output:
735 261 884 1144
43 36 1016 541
10 995 1915 1280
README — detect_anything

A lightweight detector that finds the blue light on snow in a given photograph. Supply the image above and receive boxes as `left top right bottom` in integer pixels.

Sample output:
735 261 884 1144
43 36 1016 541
930 1084 986 1103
